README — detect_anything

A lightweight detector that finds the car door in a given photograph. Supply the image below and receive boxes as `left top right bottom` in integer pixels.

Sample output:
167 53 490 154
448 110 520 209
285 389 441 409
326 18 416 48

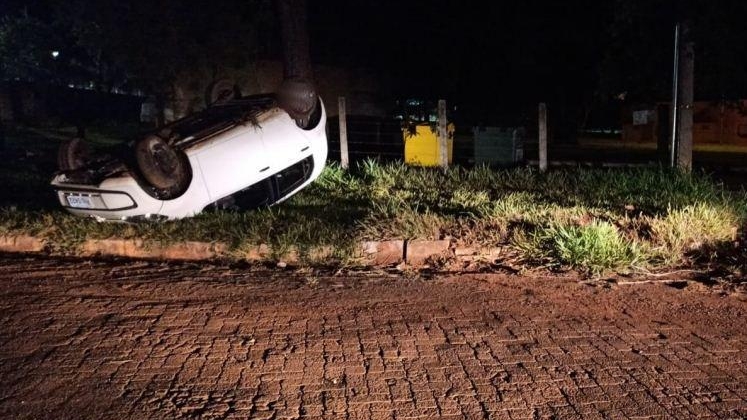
259 108 312 172
195 126 270 202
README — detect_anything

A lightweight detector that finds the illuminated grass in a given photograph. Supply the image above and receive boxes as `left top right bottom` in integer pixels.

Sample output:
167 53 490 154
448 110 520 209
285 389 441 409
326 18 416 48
1 125 745 274
515 221 645 275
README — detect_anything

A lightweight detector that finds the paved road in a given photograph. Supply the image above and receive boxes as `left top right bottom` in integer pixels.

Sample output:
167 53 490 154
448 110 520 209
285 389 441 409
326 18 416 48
0 255 745 419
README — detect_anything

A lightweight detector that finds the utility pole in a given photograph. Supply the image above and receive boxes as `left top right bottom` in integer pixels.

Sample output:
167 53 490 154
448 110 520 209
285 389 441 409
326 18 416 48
669 24 680 168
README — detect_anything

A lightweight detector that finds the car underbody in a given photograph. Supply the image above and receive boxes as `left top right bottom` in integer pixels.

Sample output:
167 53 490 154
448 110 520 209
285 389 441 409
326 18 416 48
51 92 327 221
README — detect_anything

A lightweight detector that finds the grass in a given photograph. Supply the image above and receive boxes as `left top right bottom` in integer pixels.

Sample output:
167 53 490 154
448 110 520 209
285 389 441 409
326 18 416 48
516 221 645 275
1 124 746 273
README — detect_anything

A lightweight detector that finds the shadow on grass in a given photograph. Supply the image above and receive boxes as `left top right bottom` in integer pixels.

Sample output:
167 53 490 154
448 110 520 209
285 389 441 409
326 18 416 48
688 224 747 280
0 129 60 210
1 123 148 210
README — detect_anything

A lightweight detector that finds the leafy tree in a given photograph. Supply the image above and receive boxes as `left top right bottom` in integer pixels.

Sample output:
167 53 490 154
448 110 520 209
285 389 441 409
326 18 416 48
0 11 68 83
2 0 270 101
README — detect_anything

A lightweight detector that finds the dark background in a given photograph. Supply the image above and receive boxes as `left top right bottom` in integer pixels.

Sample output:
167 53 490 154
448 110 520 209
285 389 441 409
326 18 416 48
2 0 747 130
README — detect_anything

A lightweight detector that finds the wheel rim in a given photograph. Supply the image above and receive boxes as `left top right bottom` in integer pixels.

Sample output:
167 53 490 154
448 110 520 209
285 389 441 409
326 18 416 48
150 141 179 175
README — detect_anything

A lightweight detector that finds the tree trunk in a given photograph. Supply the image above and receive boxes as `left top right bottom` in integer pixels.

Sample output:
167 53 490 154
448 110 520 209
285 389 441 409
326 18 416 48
276 0 313 81
275 0 317 128
676 23 694 172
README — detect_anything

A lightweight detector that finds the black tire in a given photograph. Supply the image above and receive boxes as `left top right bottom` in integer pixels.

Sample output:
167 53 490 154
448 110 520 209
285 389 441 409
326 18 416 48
277 78 318 129
57 137 91 171
135 135 190 192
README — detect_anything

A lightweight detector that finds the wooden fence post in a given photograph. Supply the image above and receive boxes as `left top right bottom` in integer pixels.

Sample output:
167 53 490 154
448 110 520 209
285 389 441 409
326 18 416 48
438 99 448 170
338 96 349 169
676 22 693 172
538 102 548 172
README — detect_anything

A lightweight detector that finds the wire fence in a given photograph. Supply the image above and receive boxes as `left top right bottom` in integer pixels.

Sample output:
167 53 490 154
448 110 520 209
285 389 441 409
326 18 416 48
326 117 404 163
326 97 747 173
326 115 523 167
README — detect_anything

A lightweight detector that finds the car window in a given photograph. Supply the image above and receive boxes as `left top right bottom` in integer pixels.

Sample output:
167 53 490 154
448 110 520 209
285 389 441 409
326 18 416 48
232 178 275 209
168 95 276 140
173 107 239 137
276 156 314 196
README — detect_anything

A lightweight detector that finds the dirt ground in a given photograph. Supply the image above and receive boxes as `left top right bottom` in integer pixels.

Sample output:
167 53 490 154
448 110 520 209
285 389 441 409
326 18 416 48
0 255 745 419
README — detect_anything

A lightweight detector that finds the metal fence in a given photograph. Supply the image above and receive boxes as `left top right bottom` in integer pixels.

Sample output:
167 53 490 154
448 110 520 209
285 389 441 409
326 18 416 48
326 116 404 164
326 115 525 168
327 96 747 177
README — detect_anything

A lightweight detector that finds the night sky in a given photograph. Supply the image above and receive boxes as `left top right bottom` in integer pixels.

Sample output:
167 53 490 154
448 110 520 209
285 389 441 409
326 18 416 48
308 1 610 97
306 0 637 126
305 0 747 125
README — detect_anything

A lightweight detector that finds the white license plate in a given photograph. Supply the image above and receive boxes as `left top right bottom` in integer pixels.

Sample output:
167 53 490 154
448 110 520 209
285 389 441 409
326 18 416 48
66 195 94 209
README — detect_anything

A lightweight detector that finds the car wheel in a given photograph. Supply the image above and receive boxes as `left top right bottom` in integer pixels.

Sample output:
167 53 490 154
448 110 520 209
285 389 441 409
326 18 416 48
277 78 318 129
206 79 240 106
135 135 190 193
57 137 91 171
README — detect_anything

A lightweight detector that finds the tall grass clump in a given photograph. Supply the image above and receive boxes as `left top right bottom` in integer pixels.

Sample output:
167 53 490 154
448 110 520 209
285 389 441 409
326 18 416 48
517 221 644 275
649 203 741 263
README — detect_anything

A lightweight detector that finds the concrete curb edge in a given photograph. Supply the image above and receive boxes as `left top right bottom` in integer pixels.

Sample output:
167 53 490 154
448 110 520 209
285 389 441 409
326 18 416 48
0 235 503 266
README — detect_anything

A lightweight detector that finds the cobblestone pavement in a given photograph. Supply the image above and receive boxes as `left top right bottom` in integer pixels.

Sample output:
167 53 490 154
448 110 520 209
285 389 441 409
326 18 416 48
0 255 745 419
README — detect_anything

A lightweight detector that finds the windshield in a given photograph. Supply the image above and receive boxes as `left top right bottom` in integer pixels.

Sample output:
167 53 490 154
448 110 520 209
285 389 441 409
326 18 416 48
167 94 276 140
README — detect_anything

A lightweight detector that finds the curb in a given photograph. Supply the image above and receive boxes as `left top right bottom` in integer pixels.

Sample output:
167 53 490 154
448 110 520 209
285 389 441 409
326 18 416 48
80 239 228 261
0 235 45 253
0 235 502 267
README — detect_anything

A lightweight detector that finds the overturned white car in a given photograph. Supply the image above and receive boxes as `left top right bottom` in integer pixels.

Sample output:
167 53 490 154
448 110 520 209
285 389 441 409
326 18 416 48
51 93 327 221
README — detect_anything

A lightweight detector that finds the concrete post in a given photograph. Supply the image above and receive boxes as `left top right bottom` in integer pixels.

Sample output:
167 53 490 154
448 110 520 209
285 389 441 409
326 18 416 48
676 23 694 172
538 102 548 172
438 99 448 170
338 96 349 169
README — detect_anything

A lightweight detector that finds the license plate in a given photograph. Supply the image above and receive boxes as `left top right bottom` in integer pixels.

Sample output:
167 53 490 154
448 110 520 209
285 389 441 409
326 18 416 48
66 195 94 209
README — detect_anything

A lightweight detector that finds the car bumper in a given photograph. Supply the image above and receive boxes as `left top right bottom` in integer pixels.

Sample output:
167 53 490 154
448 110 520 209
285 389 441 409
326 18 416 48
51 174 166 222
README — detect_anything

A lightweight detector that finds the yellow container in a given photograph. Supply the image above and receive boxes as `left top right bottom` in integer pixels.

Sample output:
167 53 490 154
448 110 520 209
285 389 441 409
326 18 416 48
403 123 455 166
